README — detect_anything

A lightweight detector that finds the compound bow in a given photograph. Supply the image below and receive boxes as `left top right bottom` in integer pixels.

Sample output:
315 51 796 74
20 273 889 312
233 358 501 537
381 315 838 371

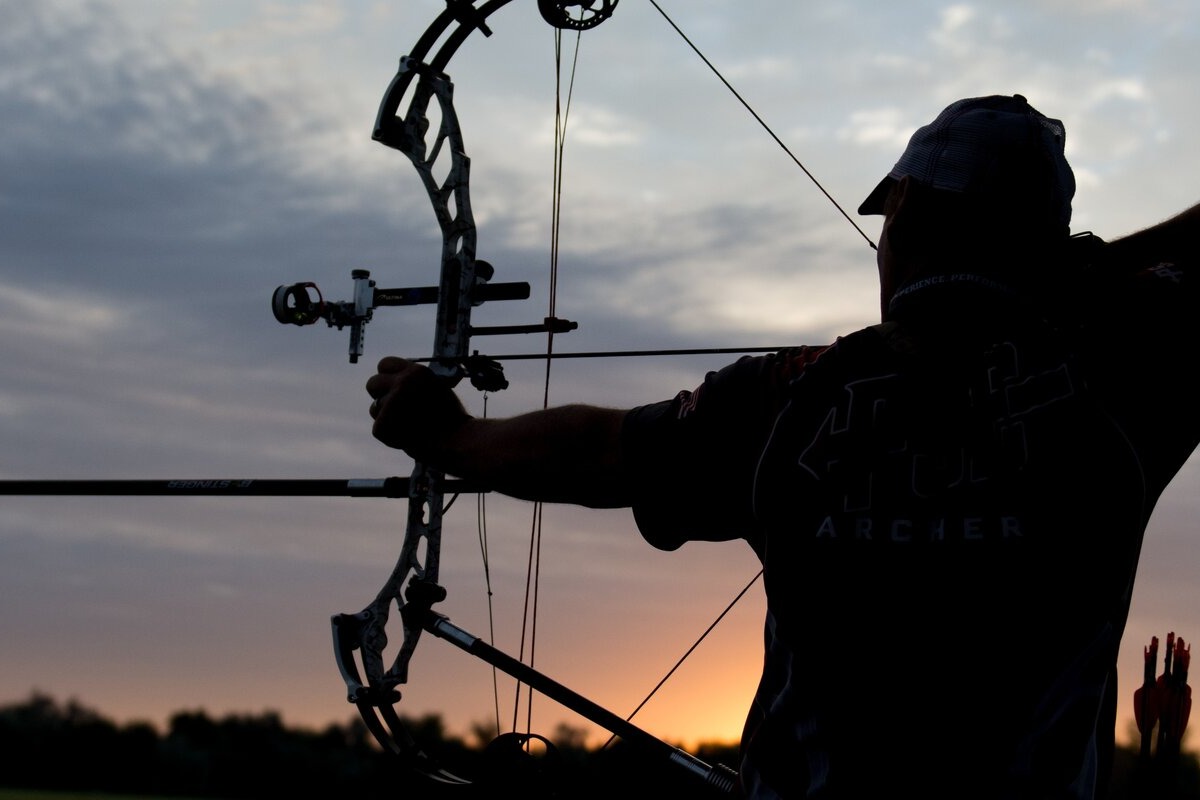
274 0 738 793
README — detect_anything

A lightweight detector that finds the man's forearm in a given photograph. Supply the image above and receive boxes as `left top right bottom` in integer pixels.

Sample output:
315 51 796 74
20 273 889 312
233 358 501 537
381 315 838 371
438 404 632 508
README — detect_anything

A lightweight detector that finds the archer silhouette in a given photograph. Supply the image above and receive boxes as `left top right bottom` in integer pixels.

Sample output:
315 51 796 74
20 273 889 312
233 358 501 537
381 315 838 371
368 94 1200 799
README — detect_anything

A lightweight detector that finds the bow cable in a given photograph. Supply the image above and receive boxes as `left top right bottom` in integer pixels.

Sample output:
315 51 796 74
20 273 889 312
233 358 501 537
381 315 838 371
475 394 505 742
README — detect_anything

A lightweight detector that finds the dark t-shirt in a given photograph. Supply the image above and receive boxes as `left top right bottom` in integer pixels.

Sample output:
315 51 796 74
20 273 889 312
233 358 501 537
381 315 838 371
623 260 1200 798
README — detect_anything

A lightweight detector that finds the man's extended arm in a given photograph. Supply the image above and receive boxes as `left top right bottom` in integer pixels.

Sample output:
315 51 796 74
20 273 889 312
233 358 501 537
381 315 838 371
367 356 632 508
1103 201 1200 267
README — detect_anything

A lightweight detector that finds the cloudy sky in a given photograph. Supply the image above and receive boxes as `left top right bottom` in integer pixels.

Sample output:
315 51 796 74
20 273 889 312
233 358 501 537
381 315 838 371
3 0 1199 760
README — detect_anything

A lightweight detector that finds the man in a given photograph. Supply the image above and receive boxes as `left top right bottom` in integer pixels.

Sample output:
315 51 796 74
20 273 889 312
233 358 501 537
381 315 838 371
367 95 1200 798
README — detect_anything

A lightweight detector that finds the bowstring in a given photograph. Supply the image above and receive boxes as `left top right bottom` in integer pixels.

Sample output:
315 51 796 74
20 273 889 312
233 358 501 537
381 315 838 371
647 0 877 251
602 569 764 749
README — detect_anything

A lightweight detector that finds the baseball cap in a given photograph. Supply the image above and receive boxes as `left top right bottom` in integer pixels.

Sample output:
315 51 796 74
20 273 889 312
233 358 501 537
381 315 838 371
857 94 1075 229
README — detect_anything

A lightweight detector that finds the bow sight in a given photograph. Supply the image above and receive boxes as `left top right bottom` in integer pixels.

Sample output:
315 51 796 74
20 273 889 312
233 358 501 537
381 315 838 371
271 264 577 389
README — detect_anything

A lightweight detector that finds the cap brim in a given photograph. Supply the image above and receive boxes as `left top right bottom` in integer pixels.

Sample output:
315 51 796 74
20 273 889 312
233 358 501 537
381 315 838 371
857 176 895 216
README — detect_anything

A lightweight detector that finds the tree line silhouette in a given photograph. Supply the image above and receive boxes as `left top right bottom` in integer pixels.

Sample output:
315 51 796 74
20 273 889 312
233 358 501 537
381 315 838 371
0 691 741 798
2 691 1199 798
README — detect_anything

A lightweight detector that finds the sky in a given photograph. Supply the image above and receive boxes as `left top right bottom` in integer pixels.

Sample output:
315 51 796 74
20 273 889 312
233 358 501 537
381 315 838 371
2 0 1200 761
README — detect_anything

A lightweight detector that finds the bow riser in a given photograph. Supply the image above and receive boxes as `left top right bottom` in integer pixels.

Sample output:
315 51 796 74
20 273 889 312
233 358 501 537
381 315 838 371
331 3 737 793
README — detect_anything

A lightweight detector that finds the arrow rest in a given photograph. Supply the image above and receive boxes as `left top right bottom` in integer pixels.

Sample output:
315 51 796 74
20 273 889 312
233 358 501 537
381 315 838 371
461 353 508 391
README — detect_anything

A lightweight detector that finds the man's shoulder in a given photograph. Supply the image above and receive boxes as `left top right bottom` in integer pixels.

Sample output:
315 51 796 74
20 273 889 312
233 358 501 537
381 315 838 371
770 342 839 379
777 325 904 377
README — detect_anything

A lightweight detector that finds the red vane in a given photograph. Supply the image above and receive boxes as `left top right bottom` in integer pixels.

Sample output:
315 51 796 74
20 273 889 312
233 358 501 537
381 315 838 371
1160 685 1192 741
1175 637 1191 674
1135 636 1162 734
1156 632 1177 695
1161 637 1193 739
